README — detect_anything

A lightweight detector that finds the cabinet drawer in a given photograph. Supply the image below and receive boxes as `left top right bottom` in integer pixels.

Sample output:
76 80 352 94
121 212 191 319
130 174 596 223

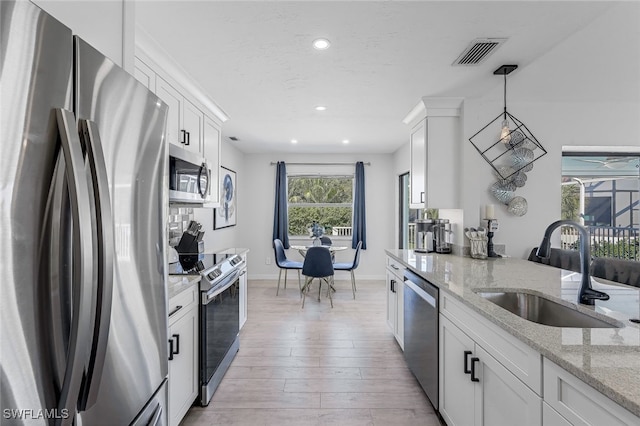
440 292 541 394
168 284 197 324
543 358 639 426
386 256 404 277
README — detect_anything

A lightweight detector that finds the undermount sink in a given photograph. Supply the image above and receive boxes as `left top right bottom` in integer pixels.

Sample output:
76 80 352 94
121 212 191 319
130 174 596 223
475 290 620 328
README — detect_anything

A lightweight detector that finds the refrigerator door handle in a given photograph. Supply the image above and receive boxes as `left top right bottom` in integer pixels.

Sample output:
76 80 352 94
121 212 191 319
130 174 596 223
149 403 163 426
77 119 115 411
55 109 94 425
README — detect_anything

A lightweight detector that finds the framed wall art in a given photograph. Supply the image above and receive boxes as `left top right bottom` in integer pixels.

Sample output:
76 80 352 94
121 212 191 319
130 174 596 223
214 166 237 229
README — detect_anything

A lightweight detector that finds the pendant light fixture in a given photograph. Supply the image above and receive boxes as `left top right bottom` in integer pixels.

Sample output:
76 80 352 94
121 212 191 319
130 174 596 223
468 64 548 217
499 68 512 144
468 64 547 181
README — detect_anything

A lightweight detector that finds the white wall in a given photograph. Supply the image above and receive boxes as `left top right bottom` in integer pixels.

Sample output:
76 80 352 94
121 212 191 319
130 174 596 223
238 153 395 280
194 139 245 252
394 3 640 259
32 0 133 69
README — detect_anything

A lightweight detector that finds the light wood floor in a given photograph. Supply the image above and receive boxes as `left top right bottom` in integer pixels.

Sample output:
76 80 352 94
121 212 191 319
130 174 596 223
182 278 442 426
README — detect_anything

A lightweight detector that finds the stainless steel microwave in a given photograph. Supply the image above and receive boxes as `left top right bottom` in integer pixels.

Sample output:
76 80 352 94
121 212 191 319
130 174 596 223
169 144 211 204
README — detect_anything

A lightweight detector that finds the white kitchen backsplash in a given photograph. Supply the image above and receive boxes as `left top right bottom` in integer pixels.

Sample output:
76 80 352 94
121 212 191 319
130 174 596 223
168 207 194 246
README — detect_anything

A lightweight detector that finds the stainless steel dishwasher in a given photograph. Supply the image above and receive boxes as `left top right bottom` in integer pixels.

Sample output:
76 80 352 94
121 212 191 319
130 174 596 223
404 269 439 410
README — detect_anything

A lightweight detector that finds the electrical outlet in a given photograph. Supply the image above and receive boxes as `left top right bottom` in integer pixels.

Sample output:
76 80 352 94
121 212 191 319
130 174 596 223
265 257 271 265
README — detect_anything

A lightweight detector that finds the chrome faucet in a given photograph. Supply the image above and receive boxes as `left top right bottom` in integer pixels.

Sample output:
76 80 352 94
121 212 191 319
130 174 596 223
536 220 609 306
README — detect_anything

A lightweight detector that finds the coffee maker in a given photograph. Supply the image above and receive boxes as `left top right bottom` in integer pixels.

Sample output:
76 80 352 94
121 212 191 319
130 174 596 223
414 219 435 253
433 219 452 254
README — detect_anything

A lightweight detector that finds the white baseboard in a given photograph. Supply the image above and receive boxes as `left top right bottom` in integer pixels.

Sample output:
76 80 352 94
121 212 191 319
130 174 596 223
248 273 385 281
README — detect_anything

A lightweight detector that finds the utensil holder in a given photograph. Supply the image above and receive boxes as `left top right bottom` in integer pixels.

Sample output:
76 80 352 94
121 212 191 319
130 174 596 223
469 237 488 260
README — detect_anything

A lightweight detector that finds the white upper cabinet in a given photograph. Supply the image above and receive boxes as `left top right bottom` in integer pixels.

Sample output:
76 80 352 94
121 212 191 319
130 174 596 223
404 97 463 209
156 76 184 149
181 98 203 155
134 32 229 206
133 57 155 90
156 76 203 155
203 116 222 207
410 120 426 206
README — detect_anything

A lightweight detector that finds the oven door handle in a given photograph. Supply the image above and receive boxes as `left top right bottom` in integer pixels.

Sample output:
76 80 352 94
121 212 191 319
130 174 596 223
203 269 241 304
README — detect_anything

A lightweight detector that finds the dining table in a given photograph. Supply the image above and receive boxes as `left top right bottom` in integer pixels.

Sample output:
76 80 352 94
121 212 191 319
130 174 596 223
290 244 348 258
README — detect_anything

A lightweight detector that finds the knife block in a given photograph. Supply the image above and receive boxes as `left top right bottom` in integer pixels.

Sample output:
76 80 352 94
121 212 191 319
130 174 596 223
176 233 204 271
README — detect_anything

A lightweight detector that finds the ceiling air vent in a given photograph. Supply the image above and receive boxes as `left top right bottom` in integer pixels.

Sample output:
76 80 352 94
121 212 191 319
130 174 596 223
453 38 507 66
229 136 238 141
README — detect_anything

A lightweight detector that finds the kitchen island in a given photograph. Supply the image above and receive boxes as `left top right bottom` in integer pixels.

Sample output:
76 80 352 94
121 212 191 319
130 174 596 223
385 249 639 422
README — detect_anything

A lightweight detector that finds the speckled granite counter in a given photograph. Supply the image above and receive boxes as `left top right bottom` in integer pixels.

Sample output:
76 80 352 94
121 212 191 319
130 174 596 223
385 249 640 416
167 274 200 300
167 248 248 299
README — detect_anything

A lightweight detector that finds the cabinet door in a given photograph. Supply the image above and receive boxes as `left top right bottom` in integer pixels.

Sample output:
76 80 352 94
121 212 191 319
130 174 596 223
543 402 572 426
385 269 397 333
439 315 476 426
182 99 203 155
409 118 426 208
133 58 155 90
475 344 541 426
395 280 404 350
168 307 198 426
239 266 248 329
203 116 221 206
156 76 184 148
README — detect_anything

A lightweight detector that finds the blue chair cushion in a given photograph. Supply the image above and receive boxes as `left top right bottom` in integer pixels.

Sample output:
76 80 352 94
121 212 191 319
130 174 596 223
332 262 352 271
280 259 303 269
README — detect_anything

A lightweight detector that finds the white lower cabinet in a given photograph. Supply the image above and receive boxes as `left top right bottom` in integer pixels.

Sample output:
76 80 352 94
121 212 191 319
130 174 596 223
543 358 639 426
439 315 541 426
168 285 199 426
385 256 404 349
543 402 573 426
239 261 248 330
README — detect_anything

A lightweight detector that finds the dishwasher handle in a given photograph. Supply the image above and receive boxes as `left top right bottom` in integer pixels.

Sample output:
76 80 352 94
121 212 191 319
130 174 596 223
404 279 437 308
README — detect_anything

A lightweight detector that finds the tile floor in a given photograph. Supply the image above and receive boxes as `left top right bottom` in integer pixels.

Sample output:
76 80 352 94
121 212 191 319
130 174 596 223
182 278 442 425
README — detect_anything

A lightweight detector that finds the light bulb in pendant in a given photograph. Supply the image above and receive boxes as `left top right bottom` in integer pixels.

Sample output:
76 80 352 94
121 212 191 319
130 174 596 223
500 119 511 144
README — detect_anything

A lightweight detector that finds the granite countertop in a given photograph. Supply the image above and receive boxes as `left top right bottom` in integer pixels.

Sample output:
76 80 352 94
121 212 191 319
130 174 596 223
385 249 640 417
167 248 249 299
167 274 200 300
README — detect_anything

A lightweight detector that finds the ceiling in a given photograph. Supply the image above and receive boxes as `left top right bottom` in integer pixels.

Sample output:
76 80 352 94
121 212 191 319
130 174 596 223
135 1 626 155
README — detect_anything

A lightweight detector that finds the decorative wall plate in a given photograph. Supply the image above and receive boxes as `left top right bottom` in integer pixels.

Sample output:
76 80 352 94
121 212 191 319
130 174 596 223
490 181 516 204
507 196 528 216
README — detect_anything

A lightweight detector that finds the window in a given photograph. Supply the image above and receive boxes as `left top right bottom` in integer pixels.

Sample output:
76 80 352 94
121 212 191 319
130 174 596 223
561 152 639 260
287 175 353 237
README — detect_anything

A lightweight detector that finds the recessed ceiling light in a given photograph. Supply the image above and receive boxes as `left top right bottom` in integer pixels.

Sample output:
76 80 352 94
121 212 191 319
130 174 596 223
312 38 331 50
315 106 327 111
342 139 350 144
291 139 298 144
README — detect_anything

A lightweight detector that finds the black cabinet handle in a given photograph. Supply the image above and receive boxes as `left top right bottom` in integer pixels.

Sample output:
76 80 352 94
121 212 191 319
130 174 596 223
420 192 425 203
168 338 174 361
185 131 190 146
180 129 187 145
391 264 399 270
168 305 183 317
470 357 480 382
390 279 395 293
172 334 180 355
464 350 472 374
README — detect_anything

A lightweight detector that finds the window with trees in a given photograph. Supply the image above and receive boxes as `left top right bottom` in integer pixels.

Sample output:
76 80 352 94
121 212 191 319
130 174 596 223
287 175 353 237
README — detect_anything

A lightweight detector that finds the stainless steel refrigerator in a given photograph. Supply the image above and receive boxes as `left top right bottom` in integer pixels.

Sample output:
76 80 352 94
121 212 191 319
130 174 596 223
1 1 169 424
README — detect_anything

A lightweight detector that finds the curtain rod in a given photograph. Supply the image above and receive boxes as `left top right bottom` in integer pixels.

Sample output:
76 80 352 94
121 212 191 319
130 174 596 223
270 162 371 166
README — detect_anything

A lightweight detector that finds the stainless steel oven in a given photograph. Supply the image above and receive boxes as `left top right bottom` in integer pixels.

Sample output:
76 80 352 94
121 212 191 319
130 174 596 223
198 257 243 406
169 144 211 204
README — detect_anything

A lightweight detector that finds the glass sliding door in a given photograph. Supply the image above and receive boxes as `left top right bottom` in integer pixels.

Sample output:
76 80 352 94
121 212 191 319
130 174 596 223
399 173 420 249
